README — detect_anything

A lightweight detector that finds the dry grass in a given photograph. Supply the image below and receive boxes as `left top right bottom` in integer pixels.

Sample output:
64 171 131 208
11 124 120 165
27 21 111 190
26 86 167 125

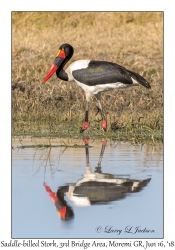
12 12 163 143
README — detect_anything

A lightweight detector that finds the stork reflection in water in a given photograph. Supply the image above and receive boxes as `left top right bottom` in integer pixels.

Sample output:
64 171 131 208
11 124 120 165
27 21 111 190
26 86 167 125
44 138 151 220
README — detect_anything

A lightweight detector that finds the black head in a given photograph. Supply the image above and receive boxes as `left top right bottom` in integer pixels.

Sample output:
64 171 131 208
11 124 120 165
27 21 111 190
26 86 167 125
58 43 74 60
43 43 74 83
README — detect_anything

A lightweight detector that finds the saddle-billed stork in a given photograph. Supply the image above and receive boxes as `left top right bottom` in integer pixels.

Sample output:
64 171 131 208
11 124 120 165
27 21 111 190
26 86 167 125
43 43 151 131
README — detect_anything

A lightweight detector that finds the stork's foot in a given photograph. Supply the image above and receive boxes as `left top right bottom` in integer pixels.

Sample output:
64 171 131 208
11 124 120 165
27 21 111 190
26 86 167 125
102 120 107 131
82 122 89 131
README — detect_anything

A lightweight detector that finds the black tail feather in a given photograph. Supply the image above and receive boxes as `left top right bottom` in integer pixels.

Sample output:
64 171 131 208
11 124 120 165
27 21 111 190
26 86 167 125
129 70 151 89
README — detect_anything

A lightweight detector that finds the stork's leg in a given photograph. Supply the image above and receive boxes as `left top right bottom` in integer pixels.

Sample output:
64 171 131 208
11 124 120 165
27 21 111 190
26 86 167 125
95 93 107 130
95 138 107 173
82 100 89 131
83 137 89 164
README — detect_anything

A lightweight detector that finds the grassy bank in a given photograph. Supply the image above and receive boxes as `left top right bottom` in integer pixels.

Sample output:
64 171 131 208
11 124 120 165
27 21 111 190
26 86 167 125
12 12 163 143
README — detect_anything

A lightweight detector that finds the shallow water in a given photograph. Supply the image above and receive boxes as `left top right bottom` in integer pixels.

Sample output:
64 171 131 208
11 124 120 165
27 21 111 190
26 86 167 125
12 137 163 239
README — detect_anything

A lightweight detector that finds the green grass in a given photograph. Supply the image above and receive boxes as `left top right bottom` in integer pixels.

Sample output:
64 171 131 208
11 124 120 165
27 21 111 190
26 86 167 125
12 12 163 144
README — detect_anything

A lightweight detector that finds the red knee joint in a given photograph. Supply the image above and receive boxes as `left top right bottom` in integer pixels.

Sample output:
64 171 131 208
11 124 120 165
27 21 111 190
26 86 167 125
102 120 107 130
82 122 89 131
